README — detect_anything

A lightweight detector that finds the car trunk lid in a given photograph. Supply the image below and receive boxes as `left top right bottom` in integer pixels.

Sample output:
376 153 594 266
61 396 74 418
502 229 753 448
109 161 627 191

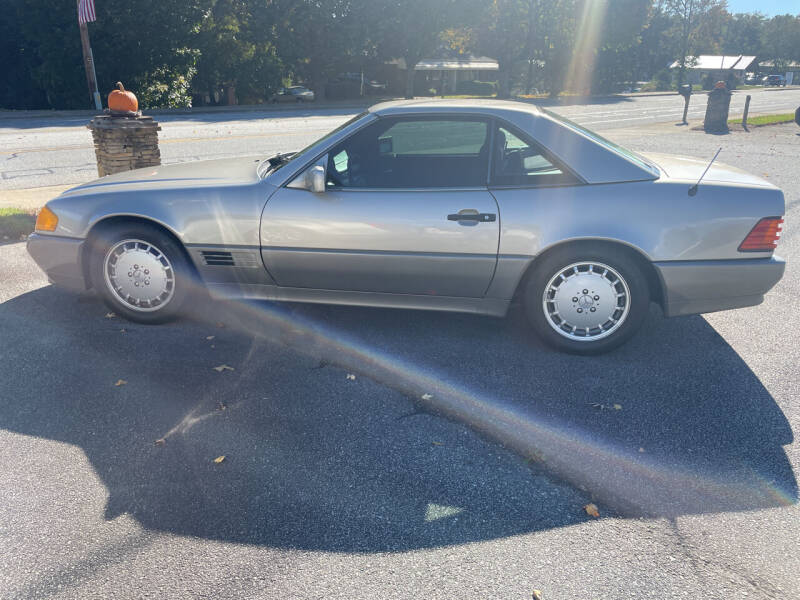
640 152 777 189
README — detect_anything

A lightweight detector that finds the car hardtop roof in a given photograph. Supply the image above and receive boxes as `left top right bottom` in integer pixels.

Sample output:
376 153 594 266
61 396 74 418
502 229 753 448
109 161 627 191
368 98 542 118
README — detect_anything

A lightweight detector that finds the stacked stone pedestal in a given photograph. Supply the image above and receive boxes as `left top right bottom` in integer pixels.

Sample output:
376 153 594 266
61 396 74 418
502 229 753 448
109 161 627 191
87 114 161 177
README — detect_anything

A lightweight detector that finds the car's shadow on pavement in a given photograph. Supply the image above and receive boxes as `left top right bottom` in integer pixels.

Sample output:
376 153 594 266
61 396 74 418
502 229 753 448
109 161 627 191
0 286 795 552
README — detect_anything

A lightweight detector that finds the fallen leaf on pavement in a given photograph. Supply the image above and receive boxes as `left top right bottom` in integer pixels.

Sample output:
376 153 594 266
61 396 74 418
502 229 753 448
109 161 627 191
119 328 127 334
206 335 215 340
421 393 433 400
638 447 646 453
431 441 444 446
216 401 227 411
532 590 543 600
212 364 234 372
114 379 127 387
527 450 545 463
154 438 165 446
213 455 226 464
613 403 622 410
346 374 356 380
584 503 600 518
105 312 116 319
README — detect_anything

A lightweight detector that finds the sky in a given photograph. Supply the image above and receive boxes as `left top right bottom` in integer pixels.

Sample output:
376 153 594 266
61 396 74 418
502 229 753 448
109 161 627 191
726 0 798 16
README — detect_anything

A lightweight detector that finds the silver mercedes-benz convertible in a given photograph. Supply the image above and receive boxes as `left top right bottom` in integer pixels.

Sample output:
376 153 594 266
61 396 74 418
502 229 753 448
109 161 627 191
27 99 785 353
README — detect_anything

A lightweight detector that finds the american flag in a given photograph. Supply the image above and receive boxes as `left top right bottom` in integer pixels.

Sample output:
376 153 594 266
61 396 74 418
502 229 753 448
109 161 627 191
77 0 96 24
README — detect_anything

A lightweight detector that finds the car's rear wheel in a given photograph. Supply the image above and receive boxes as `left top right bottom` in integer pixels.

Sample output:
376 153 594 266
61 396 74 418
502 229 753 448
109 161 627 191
523 244 650 354
89 223 192 324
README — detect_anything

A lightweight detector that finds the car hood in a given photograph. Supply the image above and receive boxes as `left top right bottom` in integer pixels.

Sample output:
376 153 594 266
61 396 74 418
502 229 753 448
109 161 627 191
60 156 264 197
641 152 776 189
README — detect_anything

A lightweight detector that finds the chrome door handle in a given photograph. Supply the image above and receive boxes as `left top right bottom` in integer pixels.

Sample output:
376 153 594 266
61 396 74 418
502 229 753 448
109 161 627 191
447 212 496 222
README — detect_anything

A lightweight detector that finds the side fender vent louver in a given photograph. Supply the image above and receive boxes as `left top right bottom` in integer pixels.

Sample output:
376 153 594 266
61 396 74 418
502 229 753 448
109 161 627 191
201 251 235 267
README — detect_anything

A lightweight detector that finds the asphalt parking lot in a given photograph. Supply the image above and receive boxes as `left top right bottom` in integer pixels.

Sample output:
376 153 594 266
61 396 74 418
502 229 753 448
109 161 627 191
1 123 799 599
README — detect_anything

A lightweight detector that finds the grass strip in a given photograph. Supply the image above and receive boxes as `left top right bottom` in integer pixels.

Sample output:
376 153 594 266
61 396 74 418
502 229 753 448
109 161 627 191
0 207 36 241
729 113 795 126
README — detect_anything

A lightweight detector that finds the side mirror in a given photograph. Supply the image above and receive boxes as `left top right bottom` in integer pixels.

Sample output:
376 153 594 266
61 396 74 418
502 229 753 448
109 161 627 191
306 165 326 193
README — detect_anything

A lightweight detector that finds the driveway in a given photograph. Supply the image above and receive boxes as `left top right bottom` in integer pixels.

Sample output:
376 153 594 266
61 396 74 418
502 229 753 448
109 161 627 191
0 123 798 599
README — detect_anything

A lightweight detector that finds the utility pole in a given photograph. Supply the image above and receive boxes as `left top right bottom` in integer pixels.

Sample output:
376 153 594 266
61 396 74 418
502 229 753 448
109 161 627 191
77 0 102 110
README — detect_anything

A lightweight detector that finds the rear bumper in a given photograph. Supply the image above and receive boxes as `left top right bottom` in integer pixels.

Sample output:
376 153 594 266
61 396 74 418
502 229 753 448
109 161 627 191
654 256 785 317
26 233 87 292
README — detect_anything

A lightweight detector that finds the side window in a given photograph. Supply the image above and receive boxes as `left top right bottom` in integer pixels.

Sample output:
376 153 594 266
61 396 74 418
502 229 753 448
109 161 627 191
326 118 490 189
331 149 349 173
491 124 578 187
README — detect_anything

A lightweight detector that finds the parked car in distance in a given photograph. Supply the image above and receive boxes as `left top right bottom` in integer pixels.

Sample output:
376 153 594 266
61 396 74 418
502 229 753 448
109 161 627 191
762 74 786 87
27 99 786 354
744 73 758 85
269 86 315 103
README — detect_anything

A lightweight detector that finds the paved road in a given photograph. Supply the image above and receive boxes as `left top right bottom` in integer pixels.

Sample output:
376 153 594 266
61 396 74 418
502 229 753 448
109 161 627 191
0 123 798 599
2 88 799 191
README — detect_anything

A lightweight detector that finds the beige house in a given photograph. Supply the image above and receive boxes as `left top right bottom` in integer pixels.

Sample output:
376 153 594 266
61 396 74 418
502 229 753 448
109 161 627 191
669 55 757 85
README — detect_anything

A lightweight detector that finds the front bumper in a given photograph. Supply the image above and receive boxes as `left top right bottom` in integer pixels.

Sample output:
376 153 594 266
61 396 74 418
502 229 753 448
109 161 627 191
654 256 786 317
26 233 87 292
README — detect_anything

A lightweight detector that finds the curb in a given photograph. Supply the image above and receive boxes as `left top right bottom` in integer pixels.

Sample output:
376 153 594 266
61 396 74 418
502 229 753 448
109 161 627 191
0 100 382 121
0 184 74 211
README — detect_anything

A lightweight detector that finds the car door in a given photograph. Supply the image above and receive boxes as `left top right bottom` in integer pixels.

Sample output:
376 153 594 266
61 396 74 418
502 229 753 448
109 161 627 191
260 116 500 297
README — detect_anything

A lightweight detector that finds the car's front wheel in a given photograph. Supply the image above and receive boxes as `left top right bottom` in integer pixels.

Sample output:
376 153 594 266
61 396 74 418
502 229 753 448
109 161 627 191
523 245 650 354
89 223 192 324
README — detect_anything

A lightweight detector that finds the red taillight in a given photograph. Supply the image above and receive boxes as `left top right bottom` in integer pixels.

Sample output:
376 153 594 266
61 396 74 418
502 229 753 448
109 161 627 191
738 217 783 252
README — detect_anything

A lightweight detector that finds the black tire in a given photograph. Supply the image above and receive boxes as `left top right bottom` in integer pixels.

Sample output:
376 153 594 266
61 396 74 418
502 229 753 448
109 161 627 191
523 244 650 355
89 222 193 324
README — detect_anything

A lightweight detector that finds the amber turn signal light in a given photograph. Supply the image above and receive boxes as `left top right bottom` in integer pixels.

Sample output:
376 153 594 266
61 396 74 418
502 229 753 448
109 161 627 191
35 205 59 232
738 217 783 252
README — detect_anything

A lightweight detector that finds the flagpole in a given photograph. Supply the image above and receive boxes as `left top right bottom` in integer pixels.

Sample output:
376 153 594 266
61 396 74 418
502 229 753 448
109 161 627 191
77 0 102 110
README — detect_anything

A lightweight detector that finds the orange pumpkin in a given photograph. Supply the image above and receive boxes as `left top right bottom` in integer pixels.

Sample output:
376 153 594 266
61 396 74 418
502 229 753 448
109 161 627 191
108 82 138 112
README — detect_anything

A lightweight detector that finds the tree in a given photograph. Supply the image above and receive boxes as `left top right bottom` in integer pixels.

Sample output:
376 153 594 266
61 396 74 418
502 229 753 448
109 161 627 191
530 0 581 97
273 0 362 102
635 2 679 84
0 1 48 109
761 15 800 69
367 0 460 99
720 12 765 58
585 0 652 93
664 0 726 86
471 0 532 98
6 0 214 109
194 0 282 105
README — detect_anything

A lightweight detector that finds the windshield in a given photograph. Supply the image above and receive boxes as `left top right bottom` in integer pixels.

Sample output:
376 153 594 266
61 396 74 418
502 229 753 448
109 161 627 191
542 108 660 176
258 111 369 179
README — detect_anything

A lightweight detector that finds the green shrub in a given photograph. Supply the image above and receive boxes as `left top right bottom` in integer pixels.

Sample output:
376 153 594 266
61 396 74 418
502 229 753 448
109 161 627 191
136 50 199 109
640 69 673 92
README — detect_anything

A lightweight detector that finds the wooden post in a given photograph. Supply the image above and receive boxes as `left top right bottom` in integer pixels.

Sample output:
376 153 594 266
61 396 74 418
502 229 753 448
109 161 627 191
742 95 751 131
77 1 102 110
